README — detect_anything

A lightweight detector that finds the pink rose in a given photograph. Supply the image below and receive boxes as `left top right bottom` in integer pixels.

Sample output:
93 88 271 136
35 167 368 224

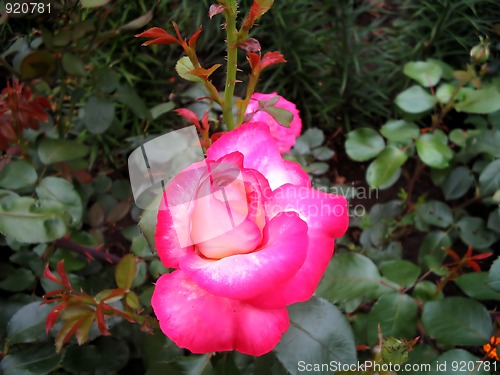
245 92 302 153
152 123 348 356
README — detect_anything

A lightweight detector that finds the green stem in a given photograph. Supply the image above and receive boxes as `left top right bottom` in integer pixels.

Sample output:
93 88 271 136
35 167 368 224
237 72 260 125
222 1 238 130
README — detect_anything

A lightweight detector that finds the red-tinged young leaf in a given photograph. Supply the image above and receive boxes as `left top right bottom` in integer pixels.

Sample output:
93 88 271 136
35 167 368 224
444 248 461 262
211 132 226 143
239 38 261 52
189 64 222 80
97 288 127 303
43 288 66 300
100 303 136 322
95 304 111 336
171 22 184 45
136 27 179 46
260 51 286 70
467 261 482 272
209 4 225 19
247 52 261 71
75 313 95 345
188 26 203 49
46 302 68 334
56 260 72 289
201 112 209 132
471 252 494 260
175 108 200 128
55 316 85 353
43 265 63 285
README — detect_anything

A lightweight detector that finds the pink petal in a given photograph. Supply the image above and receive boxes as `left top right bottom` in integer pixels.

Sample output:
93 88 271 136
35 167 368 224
152 270 289 356
267 184 349 238
248 235 335 309
207 123 310 190
180 212 308 300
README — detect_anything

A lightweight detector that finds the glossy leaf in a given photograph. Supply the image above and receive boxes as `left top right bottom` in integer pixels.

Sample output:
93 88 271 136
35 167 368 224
115 254 136 290
7 301 52 344
380 120 420 142
395 85 437 114
275 297 356 375
38 139 89 165
0 197 67 243
0 160 37 190
416 133 453 169
83 96 115 134
478 159 500 196
36 177 83 226
176 56 204 83
1 344 63 375
488 256 500 292
366 146 407 189
454 86 500 114
366 293 418 345
422 297 492 346
454 272 500 300
428 349 489 375
416 200 453 228
345 128 385 161
403 60 443 87
441 166 474 200
380 260 421 287
457 216 497 249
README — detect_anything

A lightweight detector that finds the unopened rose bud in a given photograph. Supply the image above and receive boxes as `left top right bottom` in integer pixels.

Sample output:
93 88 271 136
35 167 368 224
470 43 490 63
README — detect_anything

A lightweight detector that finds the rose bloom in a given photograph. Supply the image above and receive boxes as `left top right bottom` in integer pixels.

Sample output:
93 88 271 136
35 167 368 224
245 92 302 153
152 123 348 356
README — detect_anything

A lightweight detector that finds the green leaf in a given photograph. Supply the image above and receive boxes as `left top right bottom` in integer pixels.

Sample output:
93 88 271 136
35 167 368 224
416 133 453 169
316 253 391 303
479 159 500 196
366 146 407 189
441 166 474 200
418 231 451 269
395 85 437 114
1 344 64 375
116 84 151 119
403 60 443 87
115 254 136 290
175 56 203 83
312 146 334 161
345 128 385 161
488 208 500 234
264 106 293 128
412 281 441 302
83 96 115 134
62 53 87 76
428 349 489 375
0 197 67 243
0 160 37 190
300 128 324 148
488 257 500 292
80 0 112 7
457 216 497 249
275 297 356 375
436 83 455 104
454 272 500 300
138 195 161 252
380 120 420 142
0 267 35 292
380 260 420 287
36 177 83 226
422 297 492 346
175 354 214 375
306 162 328 175
96 67 119 93
366 293 418 345
416 200 453 228
455 86 500 114
150 102 175 119
38 139 89 165
7 301 52 344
